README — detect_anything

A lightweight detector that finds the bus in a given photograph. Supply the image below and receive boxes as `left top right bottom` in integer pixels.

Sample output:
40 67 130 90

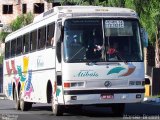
3 6 147 116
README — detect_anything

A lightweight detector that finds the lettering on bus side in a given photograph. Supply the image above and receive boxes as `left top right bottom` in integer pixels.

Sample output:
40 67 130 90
37 56 44 68
74 70 98 77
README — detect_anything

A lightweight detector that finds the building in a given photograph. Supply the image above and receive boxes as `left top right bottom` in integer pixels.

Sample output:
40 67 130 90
0 0 61 26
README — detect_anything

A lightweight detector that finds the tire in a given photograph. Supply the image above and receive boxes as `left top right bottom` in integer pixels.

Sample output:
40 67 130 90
20 92 32 111
112 103 125 117
67 105 83 114
51 94 64 116
14 88 20 110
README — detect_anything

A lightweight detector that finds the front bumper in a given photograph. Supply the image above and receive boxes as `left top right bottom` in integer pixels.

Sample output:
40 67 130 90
63 88 145 105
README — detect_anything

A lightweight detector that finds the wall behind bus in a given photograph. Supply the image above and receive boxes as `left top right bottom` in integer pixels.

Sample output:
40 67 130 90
0 64 2 93
0 0 52 25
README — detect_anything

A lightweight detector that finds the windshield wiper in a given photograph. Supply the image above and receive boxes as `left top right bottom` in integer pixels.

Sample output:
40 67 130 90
67 47 85 62
116 51 127 64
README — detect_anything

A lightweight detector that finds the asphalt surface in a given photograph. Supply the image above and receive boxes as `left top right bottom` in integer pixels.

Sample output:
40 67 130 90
0 99 160 120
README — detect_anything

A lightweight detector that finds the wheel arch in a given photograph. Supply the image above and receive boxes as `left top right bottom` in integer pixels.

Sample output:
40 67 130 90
12 82 16 100
46 80 52 103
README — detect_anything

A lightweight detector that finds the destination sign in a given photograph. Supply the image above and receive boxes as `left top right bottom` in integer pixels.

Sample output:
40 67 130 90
105 20 124 28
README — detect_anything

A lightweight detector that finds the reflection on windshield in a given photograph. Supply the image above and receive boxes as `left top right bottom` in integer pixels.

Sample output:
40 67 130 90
63 19 143 63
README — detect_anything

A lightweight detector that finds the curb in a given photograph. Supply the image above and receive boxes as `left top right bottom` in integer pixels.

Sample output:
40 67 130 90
143 97 160 105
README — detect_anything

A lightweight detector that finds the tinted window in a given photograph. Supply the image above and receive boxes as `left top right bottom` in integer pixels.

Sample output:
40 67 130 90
16 36 23 55
11 39 16 57
5 42 10 59
23 33 30 53
47 22 55 47
38 26 46 49
30 30 37 51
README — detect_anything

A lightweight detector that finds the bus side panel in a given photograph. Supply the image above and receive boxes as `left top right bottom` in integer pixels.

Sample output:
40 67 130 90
3 48 56 103
22 48 56 103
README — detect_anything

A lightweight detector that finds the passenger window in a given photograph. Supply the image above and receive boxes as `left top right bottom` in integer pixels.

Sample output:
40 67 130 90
5 42 10 59
11 39 16 57
47 22 55 47
23 33 30 53
30 30 37 51
16 36 23 55
38 26 46 49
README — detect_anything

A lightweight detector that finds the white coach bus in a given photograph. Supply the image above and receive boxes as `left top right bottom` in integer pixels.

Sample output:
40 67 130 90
3 6 147 116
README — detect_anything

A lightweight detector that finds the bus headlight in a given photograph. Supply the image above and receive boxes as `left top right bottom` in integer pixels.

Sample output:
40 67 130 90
64 82 85 88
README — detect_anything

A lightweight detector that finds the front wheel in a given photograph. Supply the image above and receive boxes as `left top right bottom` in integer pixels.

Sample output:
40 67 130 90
112 103 125 117
14 88 20 110
20 92 32 111
51 94 64 116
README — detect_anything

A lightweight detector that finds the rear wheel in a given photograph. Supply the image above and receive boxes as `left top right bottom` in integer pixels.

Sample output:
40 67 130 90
112 103 125 117
20 92 32 111
14 88 20 110
51 94 64 116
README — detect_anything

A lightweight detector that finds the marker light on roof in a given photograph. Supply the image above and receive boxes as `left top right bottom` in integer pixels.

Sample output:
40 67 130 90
95 9 108 12
66 13 72 17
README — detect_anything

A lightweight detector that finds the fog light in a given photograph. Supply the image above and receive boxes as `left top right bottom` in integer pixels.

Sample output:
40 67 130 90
71 96 77 100
136 94 141 98
129 81 135 85
136 81 141 85
70 82 84 87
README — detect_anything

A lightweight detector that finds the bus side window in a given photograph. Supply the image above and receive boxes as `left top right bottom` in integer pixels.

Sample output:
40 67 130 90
23 33 30 53
11 39 16 57
38 26 46 49
30 30 37 51
5 42 10 59
16 36 23 55
47 22 55 47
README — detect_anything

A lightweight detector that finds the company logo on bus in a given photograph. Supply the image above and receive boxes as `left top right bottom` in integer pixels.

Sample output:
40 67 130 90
104 81 112 87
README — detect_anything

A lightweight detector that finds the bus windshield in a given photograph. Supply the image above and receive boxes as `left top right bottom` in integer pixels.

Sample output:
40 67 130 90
63 19 143 63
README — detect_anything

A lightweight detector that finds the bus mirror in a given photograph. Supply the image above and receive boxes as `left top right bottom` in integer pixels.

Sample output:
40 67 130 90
57 22 62 43
56 41 61 63
141 28 148 47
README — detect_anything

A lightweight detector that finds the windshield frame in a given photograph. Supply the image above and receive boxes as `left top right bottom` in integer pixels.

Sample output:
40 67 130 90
62 18 143 63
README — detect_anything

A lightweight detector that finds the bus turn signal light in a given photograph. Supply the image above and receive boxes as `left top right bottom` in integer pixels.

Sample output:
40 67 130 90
64 82 71 88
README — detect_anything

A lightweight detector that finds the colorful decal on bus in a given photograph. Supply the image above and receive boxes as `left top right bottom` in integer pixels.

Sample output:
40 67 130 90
24 70 34 98
8 83 12 96
5 56 34 97
107 63 136 77
6 61 12 75
107 67 125 75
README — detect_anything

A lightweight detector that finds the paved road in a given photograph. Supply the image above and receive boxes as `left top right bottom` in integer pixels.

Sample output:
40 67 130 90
0 99 160 120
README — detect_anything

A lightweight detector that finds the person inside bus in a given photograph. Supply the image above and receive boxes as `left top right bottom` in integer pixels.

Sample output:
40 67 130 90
70 35 81 46
107 42 119 61
86 30 102 60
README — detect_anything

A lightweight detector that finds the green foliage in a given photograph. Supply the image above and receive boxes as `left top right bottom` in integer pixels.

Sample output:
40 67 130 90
10 12 34 31
0 12 34 43
0 32 9 43
10 14 25 31
0 56 3 64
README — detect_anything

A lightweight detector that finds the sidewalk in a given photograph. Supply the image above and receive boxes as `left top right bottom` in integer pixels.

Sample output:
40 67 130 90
143 97 160 105
0 93 6 100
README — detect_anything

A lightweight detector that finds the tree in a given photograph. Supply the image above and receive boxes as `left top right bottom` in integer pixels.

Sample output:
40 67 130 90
10 12 34 31
0 12 34 42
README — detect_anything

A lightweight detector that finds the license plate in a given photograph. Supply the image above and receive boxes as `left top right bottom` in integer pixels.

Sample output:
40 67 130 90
101 94 114 99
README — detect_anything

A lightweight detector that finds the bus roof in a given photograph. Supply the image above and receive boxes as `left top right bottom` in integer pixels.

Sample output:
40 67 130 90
33 6 138 23
5 6 138 42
